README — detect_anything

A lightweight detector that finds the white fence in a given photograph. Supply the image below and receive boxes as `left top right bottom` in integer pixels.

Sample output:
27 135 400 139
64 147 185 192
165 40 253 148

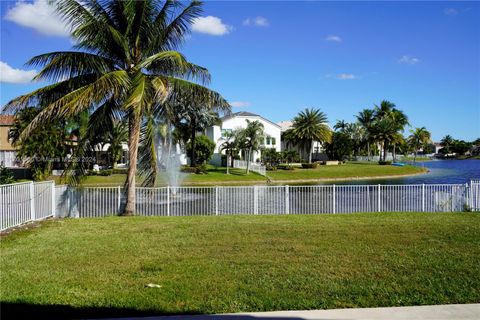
0 181 55 231
233 159 266 176
1 181 479 230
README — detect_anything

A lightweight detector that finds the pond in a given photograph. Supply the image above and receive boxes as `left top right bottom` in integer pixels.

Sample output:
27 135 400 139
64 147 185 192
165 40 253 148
323 160 480 185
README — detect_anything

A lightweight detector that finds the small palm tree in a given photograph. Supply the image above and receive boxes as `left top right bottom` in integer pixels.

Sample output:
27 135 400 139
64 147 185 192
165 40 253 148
284 108 332 163
441 135 454 154
408 127 432 162
237 120 265 174
4 0 229 215
106 120 128 168
371 117 397 161
219 130 238 174
356 109 375 160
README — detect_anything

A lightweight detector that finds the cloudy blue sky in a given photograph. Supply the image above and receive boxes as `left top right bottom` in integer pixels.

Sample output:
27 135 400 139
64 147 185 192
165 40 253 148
1 0 479 141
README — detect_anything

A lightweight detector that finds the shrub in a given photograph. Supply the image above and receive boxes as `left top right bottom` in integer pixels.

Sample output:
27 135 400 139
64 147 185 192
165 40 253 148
278 164 295 170
378 161 392 165
301 163 318 169
112 168 127 174
186 135 215 166
0 163 15 184
181 166 198 173
99 169 112 176
266 165 277 171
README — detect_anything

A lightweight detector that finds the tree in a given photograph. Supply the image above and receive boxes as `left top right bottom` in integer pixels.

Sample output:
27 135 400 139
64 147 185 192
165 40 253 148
407 127 431 162
370 117 398 162
9 107 68 180
284 108 332 163
105 120 128 168
237 120 265 174
219 130 238 174
186 135 215 166
4 0 228 215
441 135 454 154
356 109 375 160
325 132 353 161
261 148 279 166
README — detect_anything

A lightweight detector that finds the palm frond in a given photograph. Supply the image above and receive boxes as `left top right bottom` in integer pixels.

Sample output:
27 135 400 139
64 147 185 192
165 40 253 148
138 113 158 187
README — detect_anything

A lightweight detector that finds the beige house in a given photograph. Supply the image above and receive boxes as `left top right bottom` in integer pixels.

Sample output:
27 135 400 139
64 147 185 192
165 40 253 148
0 115 18 167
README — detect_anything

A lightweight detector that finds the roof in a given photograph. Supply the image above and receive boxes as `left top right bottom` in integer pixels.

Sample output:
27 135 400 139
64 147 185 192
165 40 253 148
221 111 281 129
277 120 293 132
0 115 15 126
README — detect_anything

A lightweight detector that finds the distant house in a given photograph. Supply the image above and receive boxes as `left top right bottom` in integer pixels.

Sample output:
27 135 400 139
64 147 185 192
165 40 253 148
0 115 19 167
278 120 329 162
205 111 282 166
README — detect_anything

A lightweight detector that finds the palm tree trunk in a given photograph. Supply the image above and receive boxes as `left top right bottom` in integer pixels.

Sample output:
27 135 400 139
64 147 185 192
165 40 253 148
226 153 230 174
246 148 251 174
190 120 196 167
393 144 396 162
123 112 141 216
308 140 313 164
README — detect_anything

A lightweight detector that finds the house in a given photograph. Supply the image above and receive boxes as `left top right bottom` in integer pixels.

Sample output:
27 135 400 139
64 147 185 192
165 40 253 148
0 115 19 167
206 111 282 166
278 120 329 162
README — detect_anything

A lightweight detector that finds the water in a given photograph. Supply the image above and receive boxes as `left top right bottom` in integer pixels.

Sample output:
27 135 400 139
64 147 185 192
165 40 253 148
333 160 480 185
154 126 185 189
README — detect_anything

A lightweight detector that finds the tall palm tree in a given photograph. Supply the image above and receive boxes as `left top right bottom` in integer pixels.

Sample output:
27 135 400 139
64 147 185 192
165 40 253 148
371 117 398 162
237 120 265 174
4 0 229 215
284 108 332 163
408 127 432 162
356 109 375 160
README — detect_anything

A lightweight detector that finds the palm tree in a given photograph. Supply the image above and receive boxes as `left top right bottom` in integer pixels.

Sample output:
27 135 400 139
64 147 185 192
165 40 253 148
106 120 128 168
237 120 265 174
284 108 332 163
4 0 229 215
356 109 375 160
441 135 454 154
408 127 432 162
219 130 238 174
371 117 398 162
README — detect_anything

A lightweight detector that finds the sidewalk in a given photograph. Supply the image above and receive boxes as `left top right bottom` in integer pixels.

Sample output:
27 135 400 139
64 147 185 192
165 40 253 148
115 304 480 320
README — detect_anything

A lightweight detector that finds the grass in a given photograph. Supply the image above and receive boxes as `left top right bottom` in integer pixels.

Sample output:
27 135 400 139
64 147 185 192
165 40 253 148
49 162 426 186
1 213 479 319
267 162 426 181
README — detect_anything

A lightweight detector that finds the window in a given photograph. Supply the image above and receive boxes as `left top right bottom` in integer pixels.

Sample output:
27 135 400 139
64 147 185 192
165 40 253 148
221 129 232 137
271 138 276 145
266 137 271 145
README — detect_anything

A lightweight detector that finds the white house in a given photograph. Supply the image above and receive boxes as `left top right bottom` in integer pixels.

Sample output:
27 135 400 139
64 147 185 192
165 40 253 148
206 111 282 166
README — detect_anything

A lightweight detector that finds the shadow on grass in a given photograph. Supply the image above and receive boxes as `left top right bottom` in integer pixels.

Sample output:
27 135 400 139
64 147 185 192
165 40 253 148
1 302 311 319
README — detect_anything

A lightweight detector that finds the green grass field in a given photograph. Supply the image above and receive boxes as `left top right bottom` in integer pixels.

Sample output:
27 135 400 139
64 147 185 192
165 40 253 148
51 162 426 186
1 213 479 319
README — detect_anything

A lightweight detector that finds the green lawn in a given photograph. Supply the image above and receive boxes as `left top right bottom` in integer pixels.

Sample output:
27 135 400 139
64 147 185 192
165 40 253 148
50 162 426 186
268 162 425 181
1 213 479 319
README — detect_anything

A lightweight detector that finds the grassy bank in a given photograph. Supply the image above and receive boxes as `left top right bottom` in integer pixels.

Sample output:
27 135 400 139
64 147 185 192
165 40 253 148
1 213 479 319
51 162 426 186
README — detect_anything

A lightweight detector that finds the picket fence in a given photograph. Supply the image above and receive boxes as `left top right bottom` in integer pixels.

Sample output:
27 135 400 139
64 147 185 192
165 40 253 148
233 159 266 176
1 180 479 231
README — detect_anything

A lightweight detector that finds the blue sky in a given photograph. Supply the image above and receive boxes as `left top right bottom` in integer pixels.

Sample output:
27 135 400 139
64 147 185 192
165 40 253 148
1 1 479 142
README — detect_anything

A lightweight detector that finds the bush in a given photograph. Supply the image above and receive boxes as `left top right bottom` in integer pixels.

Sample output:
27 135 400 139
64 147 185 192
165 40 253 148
186 135 215 166
301 163 318 169
278 164 295 170
112 168 127 174
266 165 277 171
181 166 198 173
99 169 112 176
378 161 392 165
0 163 15 184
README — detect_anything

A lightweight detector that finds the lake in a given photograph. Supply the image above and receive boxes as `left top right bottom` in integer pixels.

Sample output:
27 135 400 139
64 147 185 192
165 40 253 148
328 160 480 185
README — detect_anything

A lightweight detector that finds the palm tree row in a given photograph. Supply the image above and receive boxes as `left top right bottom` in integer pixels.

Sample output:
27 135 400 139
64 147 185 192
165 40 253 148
4 0 230 215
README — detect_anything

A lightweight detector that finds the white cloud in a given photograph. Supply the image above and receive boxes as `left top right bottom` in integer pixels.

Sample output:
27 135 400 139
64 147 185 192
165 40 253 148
444 8 459 16
229 101 251 108
5 0 70 37
0 61 37 84
325 35 342 42
336 73 357 80
192 16 232 36
398 55 420 65
243 17 269 27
